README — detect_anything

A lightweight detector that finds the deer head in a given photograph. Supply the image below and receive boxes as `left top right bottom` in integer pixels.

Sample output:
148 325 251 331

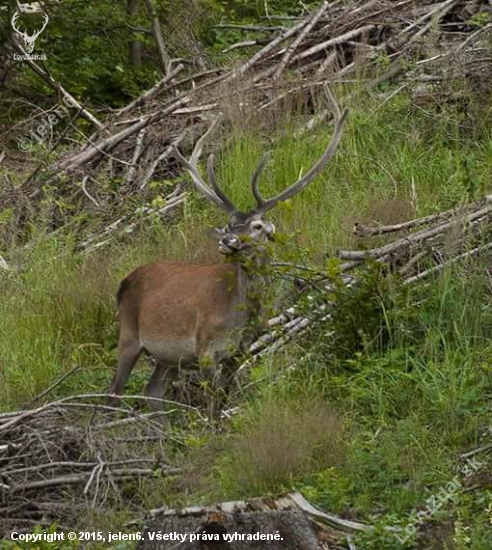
174 87 348 258
11 11 49 54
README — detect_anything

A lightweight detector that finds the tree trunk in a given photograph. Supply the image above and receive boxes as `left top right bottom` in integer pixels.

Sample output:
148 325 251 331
144 0 172 75
127 0 142 67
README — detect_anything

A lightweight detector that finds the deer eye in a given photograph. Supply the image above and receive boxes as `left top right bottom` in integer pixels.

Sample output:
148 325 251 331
251 222 263 230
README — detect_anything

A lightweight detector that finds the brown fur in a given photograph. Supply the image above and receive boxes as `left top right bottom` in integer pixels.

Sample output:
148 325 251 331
118 261 252 359
109 256 267 421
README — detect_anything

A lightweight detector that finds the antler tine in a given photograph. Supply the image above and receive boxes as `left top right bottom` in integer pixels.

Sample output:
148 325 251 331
251 153 270 209
173 149 224 209
207 154 237 214
189 114 222 165
254 86 348 213
174 115 238 214
11 12 22 33
32 13 49 38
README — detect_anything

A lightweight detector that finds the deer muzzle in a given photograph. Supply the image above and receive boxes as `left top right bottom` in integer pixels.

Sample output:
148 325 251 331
218 234 242 255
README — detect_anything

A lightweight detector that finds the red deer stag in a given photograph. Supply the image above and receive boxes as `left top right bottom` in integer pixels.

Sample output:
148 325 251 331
108 88 348 421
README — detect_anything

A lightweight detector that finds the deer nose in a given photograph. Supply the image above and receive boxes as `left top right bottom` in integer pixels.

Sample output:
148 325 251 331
219 234 241 252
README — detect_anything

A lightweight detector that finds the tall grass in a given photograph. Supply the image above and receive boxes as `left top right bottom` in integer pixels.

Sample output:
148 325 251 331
215 91 492 256
2 88 491 409
217 398 344 495
2 88 492 546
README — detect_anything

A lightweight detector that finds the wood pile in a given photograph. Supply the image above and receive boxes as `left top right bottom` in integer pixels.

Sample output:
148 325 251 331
2 0 491 248
0 393 183 537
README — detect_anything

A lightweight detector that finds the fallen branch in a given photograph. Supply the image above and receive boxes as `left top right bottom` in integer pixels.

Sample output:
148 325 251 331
10 467 179 493
11 41 102 129
140 133 186 189
118 63 184 116
123 128 147 188
293 25 376 62
338 201 492 260
23 365 81 407
403 241 492 285
274 1 329 80
231 16 309 77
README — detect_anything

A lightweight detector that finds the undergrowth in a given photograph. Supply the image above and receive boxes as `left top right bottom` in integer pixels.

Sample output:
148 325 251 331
2 89 492 548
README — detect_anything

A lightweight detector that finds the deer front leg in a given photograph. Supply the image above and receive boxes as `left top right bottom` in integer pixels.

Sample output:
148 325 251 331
144 361 178 421
198 354 221 425
198 329 238 425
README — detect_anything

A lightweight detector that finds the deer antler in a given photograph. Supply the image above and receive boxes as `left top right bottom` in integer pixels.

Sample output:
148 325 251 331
174 115 238 215
251 153 270 208
175 88 347 217
11 12 25 38
31 13 49 40
206 154 237 213
252 86 348 213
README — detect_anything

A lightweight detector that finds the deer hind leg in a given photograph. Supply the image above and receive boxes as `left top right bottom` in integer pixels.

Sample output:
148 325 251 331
144 362 178 417
108 330 141 407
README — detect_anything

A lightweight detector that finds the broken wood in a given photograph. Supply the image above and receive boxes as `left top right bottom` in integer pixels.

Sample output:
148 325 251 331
139 492 391 550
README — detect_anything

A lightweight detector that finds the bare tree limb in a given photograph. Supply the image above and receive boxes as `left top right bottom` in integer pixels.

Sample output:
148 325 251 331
274 1 329 79
118 63 184 116
144 0 172 75
11 41 102 129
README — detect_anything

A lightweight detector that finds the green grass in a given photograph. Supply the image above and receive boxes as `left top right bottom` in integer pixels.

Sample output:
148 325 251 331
2 88 492 548
208 263 492 548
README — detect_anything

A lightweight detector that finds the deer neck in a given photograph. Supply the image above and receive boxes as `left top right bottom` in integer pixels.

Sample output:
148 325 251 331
231 246 270 322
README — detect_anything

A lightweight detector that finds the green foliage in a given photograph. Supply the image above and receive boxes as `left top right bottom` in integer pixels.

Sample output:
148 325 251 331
0 238 115 408
214 0 321 20
2 85 492 545
325 263 390 358
468 11 491 29
1 0 223 110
